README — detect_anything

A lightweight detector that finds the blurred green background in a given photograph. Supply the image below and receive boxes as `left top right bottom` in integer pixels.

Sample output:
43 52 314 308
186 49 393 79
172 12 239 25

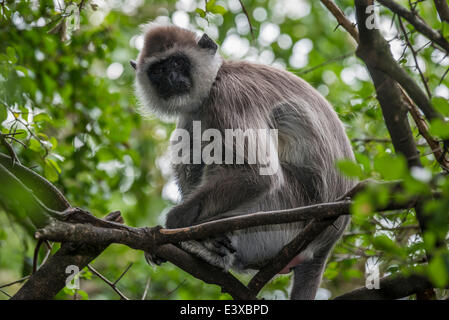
1 0 448 299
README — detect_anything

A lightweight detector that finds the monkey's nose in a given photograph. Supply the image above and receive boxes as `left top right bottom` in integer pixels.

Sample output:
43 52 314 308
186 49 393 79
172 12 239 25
168 71 177 84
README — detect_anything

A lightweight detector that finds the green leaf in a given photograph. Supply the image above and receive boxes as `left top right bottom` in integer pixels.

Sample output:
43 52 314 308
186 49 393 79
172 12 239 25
14 65 28 76
0 228 6 240
343 269 363 279
373 155 406 180
44 159 59 182
351 192 374 217
29 138 41 152
0 53 9 62
47 158 61 174
432 97 449 117
427 255 449 288
195 8 206 18
6 46 17 64
0 106 7 123
210 5 227 15
33 113 51 123
11 129 27 139
336 159 363 179
355 152 372 175
429 118 449 139
206 0 216 11
372 235 404 257
50 137 58 150
76 289 89 300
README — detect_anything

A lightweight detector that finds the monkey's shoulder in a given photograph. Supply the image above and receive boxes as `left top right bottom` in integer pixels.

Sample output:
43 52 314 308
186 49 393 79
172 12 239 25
215 60 309 89
209 60 321 110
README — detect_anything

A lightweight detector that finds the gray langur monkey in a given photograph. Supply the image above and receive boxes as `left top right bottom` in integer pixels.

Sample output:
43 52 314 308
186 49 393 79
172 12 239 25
131 24 355 300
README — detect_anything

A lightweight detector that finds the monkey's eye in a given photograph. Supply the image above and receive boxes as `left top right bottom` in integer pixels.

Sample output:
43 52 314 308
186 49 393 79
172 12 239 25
152 65 163 74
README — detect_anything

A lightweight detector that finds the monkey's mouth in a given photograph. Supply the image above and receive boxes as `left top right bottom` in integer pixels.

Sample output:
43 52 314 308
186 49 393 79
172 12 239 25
151 74 192 100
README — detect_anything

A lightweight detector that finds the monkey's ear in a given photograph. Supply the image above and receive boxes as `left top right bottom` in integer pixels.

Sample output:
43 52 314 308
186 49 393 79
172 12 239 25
130 60 137 70
198 34 217 54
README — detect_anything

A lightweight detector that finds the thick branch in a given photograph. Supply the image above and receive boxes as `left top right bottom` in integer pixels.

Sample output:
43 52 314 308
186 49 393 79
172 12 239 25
434 0 449 24
160 201 353 243
36 192 416 248
33 220 256 299
355 0 423 167
156 244 256 300
11 211 123 300
355 0 439 299
334 274 435 299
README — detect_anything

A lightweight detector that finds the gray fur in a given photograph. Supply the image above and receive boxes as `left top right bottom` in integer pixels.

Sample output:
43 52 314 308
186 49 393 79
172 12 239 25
133 25 355 299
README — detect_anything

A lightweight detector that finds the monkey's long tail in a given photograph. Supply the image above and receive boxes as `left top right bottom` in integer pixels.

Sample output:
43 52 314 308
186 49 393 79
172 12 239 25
290 255 327 300
290 214 351 300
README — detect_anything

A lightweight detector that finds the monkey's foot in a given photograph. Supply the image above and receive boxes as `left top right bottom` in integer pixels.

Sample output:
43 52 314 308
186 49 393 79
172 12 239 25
144 251 166 267
205 236 236 257
180 237 236 270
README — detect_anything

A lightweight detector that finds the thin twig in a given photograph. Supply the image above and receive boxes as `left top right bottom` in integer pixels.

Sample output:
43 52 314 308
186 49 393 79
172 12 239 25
142 278 151 300
295 53 353 75
0 288 12 298
320 0 359 42
87 265 130 300
166 279 186 297
397 16 432 99
377 0 449 54
113 263 133 286
0 276 30 289
238 0 254 38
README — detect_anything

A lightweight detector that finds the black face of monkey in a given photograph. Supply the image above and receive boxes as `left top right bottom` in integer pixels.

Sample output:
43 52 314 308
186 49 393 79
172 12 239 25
147 53 192 99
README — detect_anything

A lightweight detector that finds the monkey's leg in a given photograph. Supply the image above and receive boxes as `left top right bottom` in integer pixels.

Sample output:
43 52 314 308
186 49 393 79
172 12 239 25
163 163 278 269
166 165 274 228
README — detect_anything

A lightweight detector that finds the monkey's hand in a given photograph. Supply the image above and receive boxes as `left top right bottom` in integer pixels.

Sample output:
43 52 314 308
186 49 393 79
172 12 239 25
144 203 201 267
165 202 201 229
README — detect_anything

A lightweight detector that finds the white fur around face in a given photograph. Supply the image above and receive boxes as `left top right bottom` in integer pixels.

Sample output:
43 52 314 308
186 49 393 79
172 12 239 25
135 45 222 118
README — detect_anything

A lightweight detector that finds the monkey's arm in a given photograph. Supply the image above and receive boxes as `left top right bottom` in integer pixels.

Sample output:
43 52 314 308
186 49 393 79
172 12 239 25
165 164 275 228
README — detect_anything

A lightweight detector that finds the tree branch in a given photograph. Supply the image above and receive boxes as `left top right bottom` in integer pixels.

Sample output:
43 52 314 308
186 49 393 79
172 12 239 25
377 0 449 54
10 211 124 300
334 274 435 299
434 0 449 24
32 192 417 298
354 0 440 299
320 0 359 42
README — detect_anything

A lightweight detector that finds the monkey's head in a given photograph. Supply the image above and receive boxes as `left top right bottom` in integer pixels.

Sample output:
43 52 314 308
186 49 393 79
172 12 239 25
132 25 222 116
